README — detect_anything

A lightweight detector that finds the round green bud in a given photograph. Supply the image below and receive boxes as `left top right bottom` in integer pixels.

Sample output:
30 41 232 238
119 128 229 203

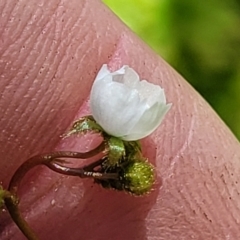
122 160 155 196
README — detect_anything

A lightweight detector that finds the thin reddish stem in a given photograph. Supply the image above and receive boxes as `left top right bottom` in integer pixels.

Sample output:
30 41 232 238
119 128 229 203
8 141 106 194
46 160 119 180
4 141 106 240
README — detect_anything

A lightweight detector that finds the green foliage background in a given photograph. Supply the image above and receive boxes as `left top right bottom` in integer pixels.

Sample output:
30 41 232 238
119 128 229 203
104 0 240 139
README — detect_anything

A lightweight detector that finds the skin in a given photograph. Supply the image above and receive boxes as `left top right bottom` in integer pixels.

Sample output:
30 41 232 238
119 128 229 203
0 0 240 239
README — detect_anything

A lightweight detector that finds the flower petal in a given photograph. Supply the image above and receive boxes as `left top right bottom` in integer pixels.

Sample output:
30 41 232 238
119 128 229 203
90 77 148 137
113 66 140 88
95 64 111 81
121 102 172 141
137 80 167 106
90 64 171 141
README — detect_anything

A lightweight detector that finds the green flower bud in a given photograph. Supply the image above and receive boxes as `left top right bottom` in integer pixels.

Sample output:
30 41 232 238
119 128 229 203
122 160 154 196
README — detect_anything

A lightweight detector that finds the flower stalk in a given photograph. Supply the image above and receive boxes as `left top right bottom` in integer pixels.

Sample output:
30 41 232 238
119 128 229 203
1 142 106 240
3 191 39 240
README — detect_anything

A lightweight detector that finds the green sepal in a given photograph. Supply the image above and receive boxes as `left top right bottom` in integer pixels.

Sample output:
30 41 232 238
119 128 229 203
106 137 125 166
123 141 142 161
64 116 103 137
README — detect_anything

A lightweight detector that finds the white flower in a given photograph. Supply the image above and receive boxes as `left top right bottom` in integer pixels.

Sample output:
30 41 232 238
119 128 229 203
90 64 171 141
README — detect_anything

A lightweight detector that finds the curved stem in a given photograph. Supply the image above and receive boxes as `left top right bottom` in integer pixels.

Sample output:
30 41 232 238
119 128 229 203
45 158 105 177
46 160 119 180
5 141 106 240
8 141 106 194
4 193 39 240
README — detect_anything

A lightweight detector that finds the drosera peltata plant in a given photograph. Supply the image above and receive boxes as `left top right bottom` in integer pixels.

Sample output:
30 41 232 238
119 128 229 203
0 64 171 240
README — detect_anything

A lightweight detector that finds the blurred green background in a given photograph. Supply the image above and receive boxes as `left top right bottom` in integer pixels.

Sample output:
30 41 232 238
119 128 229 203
104 0 240 139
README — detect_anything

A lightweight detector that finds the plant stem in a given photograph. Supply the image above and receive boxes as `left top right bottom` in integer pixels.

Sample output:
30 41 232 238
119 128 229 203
5 141 106 240
4 191 39 240
46 159 119 180
8 141 105 194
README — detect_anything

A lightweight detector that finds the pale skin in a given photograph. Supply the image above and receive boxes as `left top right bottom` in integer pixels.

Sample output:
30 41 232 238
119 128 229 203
0 0 240 239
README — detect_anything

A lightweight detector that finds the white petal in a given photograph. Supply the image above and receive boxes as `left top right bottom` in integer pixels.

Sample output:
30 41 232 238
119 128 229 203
114 66 140 87
121 103 172 141
95 64 111 81
90 78 147 137
137 80 166 106
90 64 171 141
